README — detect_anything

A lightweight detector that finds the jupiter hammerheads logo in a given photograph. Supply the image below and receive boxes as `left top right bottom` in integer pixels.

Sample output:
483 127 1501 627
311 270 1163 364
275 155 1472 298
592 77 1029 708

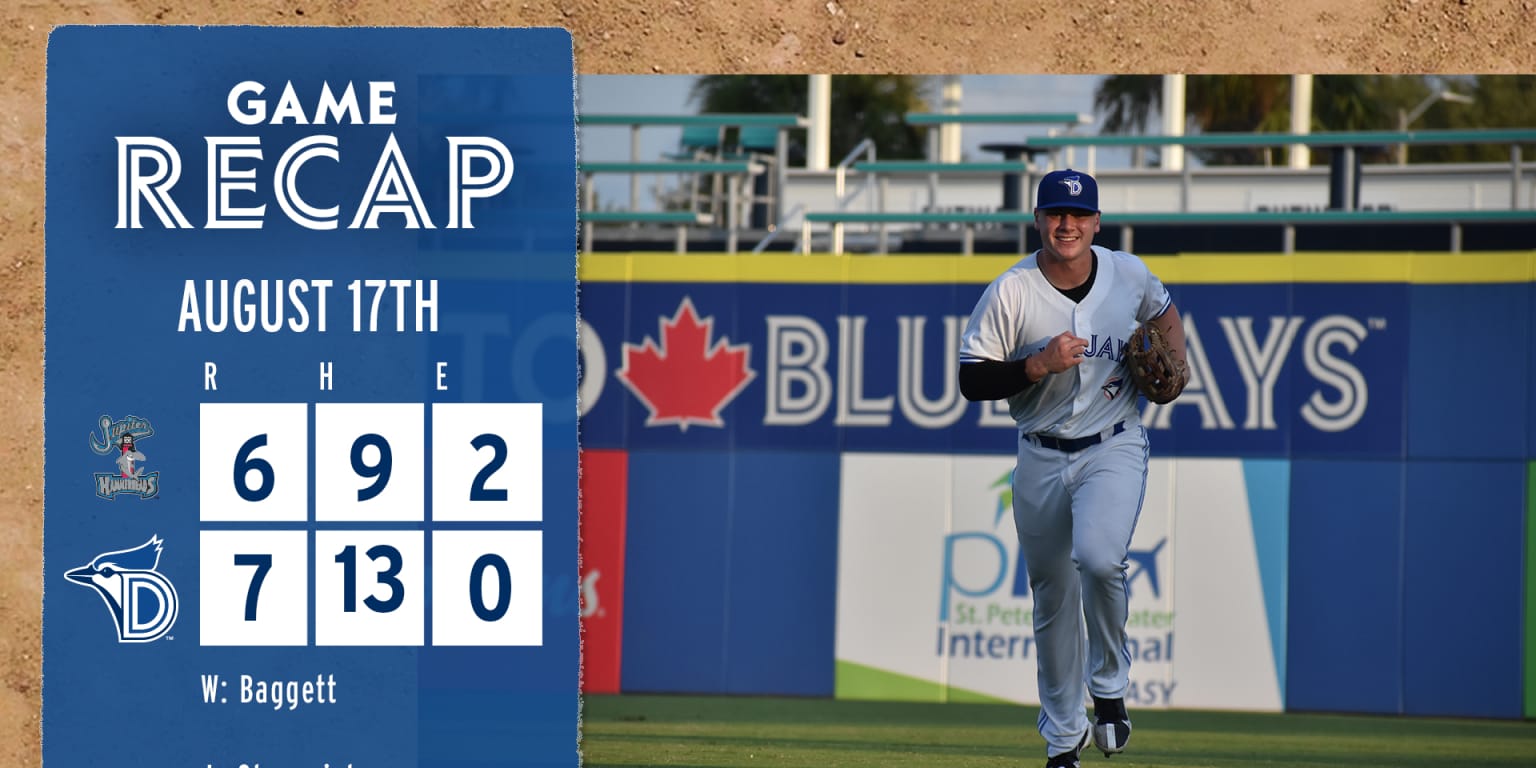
90 414 160 500
64 536 179 642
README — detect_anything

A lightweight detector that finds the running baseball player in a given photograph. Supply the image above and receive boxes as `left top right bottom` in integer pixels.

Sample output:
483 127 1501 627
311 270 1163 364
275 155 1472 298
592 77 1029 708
957 169 1188 768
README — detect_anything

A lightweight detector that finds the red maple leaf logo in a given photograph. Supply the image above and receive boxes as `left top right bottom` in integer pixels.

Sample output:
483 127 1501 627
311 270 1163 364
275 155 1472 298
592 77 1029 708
616 297 756 431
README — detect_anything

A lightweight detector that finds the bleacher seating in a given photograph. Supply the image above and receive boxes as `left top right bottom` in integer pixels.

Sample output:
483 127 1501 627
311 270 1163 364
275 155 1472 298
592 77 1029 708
579 111 1536 255
579 114 805 254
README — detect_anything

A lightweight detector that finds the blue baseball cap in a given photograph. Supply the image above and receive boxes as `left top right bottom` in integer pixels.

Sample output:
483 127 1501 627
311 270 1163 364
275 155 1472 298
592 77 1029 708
1035 169 1099 212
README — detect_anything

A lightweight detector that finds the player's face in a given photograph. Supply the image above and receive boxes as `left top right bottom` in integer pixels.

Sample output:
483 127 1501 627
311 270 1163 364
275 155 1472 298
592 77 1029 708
1035 208 1100 262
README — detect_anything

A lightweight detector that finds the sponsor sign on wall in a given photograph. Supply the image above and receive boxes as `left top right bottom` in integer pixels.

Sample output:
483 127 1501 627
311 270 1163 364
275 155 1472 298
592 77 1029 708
835 454 1284 712
579 274 1406 459
579 449 629 693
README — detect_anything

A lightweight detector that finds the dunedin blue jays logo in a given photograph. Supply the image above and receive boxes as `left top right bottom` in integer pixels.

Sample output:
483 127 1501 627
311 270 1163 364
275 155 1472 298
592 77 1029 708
1059 175 1084 196
65 536 179 642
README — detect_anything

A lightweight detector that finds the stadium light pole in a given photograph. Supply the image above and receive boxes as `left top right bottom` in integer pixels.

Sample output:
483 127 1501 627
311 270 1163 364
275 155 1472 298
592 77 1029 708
1397 88 1474 165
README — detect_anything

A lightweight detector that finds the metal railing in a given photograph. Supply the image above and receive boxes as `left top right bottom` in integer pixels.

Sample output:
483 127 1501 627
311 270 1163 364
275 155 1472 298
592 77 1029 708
799 208 1536 255
1024 129 1536 211
580 113 807 248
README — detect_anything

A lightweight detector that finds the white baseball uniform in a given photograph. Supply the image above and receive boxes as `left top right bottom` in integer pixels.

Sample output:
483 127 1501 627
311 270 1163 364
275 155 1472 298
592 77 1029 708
959 243 1172 756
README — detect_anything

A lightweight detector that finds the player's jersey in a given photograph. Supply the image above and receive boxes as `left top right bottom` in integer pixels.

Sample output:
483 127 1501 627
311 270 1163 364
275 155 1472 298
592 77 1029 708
959 244 1172 438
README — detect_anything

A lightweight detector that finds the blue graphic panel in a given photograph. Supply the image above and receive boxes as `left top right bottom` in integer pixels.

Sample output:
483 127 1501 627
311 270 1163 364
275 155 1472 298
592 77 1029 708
1407 284 1530 461
46 27 576 768
1287 460 1404 714
1402 461 1524 718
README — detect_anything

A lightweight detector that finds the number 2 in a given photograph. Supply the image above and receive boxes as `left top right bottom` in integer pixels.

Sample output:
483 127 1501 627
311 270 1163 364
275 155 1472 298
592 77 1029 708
468 434 508 501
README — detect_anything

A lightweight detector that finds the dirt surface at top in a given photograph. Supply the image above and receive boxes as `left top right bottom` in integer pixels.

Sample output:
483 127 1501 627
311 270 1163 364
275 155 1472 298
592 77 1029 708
4 1 1534 766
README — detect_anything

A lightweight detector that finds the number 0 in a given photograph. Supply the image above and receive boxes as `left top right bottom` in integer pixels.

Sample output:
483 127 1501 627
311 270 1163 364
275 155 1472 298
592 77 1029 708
468 434 508 502
468 553 511 621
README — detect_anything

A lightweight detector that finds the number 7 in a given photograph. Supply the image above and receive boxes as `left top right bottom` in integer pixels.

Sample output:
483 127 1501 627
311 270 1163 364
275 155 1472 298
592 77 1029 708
234 553 272 621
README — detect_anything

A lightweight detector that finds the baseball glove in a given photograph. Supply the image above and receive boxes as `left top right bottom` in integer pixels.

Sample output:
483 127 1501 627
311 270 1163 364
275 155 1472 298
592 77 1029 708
1126 324 1187 404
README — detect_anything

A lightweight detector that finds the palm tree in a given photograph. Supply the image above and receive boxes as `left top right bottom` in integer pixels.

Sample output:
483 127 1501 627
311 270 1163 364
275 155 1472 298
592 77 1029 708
1091 75 1468 165
1412 76 1536 163
688 75 932 162
1093 75 1161 168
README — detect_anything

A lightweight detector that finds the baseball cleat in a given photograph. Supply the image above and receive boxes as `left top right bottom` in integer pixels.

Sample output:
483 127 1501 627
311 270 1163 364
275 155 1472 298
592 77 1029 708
1092 696 1133 757
1044 728 1090 768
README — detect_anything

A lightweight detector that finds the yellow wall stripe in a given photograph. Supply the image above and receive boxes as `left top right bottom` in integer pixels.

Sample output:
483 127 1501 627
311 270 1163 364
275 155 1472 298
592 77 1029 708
579 252 1536 285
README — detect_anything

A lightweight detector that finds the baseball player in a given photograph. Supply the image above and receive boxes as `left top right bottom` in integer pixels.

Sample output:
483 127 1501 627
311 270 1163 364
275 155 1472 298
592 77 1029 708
957 169 1187 768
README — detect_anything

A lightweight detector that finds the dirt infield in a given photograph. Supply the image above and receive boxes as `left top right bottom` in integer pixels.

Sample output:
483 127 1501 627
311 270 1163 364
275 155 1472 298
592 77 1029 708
4 1 1533 765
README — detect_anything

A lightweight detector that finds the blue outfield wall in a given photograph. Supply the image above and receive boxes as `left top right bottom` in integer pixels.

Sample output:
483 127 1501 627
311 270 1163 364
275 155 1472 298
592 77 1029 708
1286 280 1533 717
1401 461 1525 718
1287 460 1405 715
1406 283 1532 461
1286 458 1527 717
578 252 1536 717
621 450 841 696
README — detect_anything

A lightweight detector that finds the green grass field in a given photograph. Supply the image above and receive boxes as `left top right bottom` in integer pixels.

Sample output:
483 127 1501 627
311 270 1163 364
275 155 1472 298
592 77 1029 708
582 694 1536 767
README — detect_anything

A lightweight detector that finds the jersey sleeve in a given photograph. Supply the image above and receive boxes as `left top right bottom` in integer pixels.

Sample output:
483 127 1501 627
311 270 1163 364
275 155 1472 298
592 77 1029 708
959 278 1016 364
1135 259 1173 324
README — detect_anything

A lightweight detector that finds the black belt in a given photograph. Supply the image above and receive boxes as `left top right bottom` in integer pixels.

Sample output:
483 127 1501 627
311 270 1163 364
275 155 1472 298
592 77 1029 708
1028 421 1126 453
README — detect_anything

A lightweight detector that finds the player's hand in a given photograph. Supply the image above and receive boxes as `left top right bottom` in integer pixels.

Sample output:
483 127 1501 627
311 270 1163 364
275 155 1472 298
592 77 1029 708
1033 332 1090 375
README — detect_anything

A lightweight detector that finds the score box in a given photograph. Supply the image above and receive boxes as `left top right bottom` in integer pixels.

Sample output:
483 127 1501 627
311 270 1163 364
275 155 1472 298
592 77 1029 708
315 403 426 523
432 402 543 522
200 402 310 522
44 27 577 768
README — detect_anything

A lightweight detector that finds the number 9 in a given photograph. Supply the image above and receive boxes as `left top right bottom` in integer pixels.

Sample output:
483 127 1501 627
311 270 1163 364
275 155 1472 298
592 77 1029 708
351 433 393 502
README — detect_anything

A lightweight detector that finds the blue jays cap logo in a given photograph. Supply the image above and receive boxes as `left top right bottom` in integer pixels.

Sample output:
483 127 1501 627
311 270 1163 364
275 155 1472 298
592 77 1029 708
1036 168 1099 211
65 535 179 642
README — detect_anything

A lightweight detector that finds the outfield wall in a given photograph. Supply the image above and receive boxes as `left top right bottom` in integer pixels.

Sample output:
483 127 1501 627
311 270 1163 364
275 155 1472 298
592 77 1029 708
574 251 1536 718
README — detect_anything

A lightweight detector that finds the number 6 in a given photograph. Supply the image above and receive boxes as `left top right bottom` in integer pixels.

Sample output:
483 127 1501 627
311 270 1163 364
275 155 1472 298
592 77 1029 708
234 434 274 502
